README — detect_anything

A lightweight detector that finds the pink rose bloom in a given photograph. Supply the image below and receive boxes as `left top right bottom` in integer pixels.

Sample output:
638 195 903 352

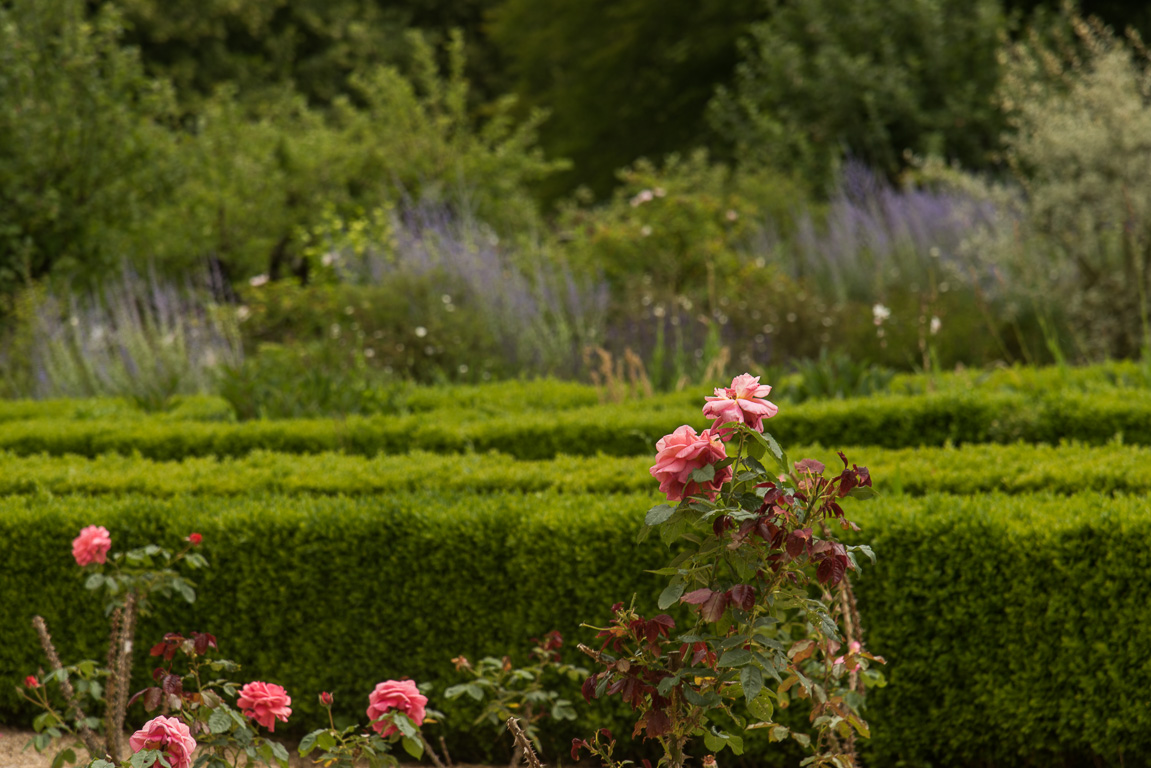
237 681 292 732
367 679 427 737
128 716 196 768
72 526 112 566
649 425 732 502
702 373 779 435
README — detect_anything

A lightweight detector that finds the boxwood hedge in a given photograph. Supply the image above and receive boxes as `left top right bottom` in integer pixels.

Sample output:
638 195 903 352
3 389 1151 461
0 441 1147 498
2 490 1149 766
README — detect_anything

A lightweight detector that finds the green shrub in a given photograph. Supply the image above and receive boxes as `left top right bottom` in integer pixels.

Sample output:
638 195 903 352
3 490 1151 765
2 441 1150 499
6 388 1151 460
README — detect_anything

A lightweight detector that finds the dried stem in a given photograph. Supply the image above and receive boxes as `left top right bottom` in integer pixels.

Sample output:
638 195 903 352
505 717 544 768
438 735 454 768
32 616 104 759
103 606 124 763
420 733 447 768
107 593 138 763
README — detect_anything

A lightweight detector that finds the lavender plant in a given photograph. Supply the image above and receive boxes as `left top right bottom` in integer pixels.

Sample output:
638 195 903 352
3 267 242 409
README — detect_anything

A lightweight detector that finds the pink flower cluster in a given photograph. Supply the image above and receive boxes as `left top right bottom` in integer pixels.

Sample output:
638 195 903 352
367 679 427 737
72 526 112 566
649 375 778 503
237 681 292 732
129 716 196 768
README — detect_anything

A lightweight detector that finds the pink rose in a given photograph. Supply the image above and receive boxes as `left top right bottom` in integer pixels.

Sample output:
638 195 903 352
649 425 732 502
72 526 112 566
128 716 196 768
367 679 427 737
702 373 778 435
237 681 292 732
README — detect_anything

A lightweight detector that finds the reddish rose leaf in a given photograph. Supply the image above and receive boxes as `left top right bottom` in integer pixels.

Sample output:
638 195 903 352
795 458 825 474
162 674 183 696
729 584 756 611
582 674 599 703
642 709 672 738
143 686 163 712
681 588 716 605
700 590 731 623
786 529 812 559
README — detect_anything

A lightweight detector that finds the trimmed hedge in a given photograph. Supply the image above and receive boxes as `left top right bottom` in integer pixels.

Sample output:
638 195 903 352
0 441 1148 498
3 491 1150 766
4 389 1151 460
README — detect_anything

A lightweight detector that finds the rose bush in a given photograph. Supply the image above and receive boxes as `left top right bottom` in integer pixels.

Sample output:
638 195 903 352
580 373 882 768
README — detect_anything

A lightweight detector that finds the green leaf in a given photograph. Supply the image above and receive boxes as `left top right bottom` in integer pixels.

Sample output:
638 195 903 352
269 740 289 763
703 729 725 752
847 486 877 500
717 649 753 668
392 712 419 740
852 544 876 563
84 573 104 591
748 690 774 723
50 747 76 768
402 736 423 760
690 464 716 483
316 731 337 751
740 666 763 703
298 730 323 756
645 504 676 526
657 674 680 697
658 581 685 610
208 710 232 735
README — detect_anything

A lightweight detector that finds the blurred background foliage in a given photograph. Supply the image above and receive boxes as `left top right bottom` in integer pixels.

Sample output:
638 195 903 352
3 0 1151 411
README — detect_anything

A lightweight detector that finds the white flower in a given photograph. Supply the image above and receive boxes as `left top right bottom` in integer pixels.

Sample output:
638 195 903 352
930 316 942 335
236 306 251 322
872 303 891 325
249 274 269 288
629 189 655 207
414 326 427 338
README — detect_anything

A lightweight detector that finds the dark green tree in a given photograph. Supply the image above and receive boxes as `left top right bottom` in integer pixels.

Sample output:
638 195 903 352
488 0 763 200
710 0 1007 188
0 0 176 290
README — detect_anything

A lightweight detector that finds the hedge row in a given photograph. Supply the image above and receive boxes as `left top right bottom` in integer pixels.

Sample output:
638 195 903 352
4 388 1151 460
0 395 237 424
0 441 1147 498
3 490 1149 766
888 359 1151 396
0 380 607 424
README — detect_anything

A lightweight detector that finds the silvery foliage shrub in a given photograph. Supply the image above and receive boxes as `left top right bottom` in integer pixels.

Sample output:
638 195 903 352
998 11 1151 358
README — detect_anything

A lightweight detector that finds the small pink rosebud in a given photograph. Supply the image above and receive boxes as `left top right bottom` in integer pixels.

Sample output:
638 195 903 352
24 675 40 688
187 533 203 546
319 691 333 707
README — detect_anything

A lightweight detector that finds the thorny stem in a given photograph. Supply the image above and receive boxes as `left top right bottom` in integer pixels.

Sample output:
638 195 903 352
505 717 544 768
439 735 454 768
103 605 124 762
32 616 104 759
108 593 138 763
